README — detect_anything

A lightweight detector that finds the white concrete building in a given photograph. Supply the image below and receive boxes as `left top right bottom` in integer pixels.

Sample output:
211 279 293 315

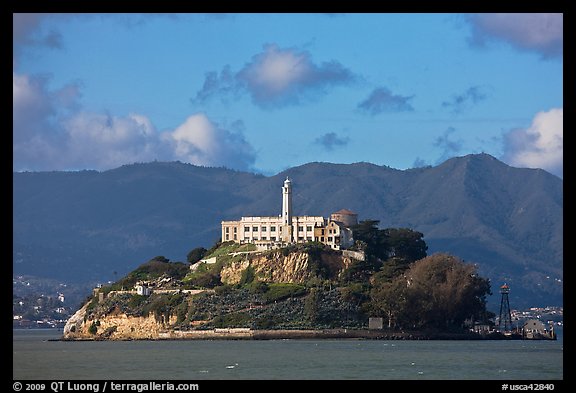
135 284 152 296
221 178 356 250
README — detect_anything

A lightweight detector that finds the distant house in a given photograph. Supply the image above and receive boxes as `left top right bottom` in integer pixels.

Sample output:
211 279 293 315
471 323 492 335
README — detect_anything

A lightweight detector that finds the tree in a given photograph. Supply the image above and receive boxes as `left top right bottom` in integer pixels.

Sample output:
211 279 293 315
304 288 320 323
88 321 98 335
370 253 492 330
188 271 221 288
351 222 428 264
370 278 407 328
351 220 389 260
384 228 427 263
187 247 207 264
373 257 411 283
405 253 492 329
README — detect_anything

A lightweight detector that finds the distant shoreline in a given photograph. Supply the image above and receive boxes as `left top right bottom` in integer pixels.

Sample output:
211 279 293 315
55 328 522 341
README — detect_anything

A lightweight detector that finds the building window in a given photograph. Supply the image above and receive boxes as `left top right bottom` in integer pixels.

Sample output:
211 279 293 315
234 234 237 240
233 227 237 233
321 229 325 235
321 237 325 242
225 227 229 233
271 226 276 232
328 237 333 242
261 226 267 232
253 226 258 232
244 237 250 241
306 226 313 232
245 226 250 232
262 236 267 240
306 236 312 241
298 226 304 232
298 236 304 241
270 236 276 241
225 234 229 240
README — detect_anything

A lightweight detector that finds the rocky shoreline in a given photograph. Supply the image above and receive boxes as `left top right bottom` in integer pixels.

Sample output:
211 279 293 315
59 327 499 341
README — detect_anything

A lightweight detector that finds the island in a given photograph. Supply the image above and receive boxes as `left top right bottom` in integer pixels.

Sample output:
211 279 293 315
62 178 550 341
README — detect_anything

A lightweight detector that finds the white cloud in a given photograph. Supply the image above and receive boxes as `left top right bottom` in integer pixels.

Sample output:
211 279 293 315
13 71 84 170
467 13 563 58
502 108 563 177
164 114 256 170
433 127 464 165
441 86 488 114
13 13 62 52
61 112 162 169
13 13 182 58
13 71 256 172
13 72 54 141
194 43 356 109
240 44 312 97
13 14 256 172
314 132 350 151
357 87 414 115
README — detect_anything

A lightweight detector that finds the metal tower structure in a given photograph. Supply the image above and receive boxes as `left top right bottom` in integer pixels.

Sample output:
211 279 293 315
498 283 513 332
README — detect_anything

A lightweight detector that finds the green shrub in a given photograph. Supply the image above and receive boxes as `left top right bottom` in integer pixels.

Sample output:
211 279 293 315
212 312 251 328
187 247 207 264
254 315 280 329
248 281 269 294
214 285 233 295
127 294 147 309
175 301 189 325
112 259 190 290
263 283 306 303
142 293 185 322
88 321 98 335
85 296 99 313
186 271 221 288
239 266 256 286
102 326 117 338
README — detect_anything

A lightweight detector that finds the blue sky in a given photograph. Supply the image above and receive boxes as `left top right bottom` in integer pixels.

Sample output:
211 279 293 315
13 13 563 177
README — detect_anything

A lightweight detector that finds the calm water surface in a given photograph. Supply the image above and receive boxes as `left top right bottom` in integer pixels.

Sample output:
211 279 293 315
13 329 563 380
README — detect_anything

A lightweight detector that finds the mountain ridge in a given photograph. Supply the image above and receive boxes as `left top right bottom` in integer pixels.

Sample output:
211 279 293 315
13 154 563 308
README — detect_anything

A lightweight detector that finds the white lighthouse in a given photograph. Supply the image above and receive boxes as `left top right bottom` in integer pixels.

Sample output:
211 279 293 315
281 177 293 242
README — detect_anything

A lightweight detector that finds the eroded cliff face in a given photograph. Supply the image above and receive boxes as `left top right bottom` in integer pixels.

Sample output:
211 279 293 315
63 301 177 340
220 251 353 285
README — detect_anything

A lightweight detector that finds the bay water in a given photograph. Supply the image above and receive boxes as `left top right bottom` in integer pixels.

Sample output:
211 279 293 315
13 329 562 380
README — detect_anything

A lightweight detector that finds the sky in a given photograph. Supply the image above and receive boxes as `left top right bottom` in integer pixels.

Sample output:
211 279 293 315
13 13 563 178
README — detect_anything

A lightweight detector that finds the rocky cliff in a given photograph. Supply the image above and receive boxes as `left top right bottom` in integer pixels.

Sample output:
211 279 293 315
63 296 178 340
220 250 354 285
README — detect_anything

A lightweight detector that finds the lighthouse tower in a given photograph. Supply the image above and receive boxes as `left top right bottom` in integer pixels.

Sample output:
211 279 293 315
281 177 293 242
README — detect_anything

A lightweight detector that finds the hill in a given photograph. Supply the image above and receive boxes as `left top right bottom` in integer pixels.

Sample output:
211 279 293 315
13 154 563 308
